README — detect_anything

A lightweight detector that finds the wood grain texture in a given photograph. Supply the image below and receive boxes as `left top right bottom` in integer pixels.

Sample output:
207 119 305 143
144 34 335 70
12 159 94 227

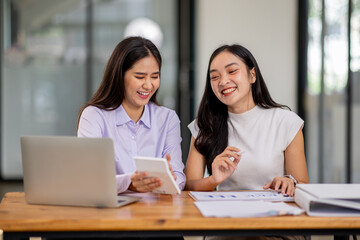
1 192 360 232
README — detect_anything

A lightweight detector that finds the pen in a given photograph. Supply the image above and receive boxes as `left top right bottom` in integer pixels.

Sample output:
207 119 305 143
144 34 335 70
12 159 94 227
267 209 303 216
230 151 245 161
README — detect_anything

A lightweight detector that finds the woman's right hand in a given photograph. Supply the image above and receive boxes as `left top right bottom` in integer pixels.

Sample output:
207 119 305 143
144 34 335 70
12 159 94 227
129 171 162 192
210 146 242 185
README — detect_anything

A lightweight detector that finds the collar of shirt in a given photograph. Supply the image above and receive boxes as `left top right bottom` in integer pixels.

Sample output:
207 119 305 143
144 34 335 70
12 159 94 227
115 104 151 129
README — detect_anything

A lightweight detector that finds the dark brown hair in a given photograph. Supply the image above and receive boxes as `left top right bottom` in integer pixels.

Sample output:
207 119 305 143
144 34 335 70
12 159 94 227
77 36 161 126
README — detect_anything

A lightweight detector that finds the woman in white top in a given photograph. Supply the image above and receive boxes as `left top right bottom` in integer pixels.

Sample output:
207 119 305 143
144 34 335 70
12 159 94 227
186 44 308 197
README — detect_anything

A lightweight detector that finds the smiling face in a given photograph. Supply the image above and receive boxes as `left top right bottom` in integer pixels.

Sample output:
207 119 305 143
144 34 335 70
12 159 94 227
122 54 160 119
209 51 256 113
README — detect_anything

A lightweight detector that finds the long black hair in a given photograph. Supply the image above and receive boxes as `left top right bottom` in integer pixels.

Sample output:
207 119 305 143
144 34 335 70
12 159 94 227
77 36 161 126
195 44 288 175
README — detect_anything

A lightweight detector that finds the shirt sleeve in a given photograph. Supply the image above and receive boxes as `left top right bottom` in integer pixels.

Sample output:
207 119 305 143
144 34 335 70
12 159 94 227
77 106 104 138
187 119 199 138
116 173 132 193
162 111 186 190
284 110 304 149
78 106 133 193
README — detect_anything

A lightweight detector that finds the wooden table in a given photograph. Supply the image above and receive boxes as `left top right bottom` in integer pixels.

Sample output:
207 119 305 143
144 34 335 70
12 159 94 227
0 191 360 240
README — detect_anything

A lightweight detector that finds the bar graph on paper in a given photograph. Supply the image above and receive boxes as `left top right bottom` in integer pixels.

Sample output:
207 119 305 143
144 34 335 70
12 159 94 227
189 190 294 202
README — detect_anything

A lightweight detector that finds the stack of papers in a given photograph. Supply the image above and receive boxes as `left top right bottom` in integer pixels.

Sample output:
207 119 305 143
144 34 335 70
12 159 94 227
190 190 303 218
194 201 304 218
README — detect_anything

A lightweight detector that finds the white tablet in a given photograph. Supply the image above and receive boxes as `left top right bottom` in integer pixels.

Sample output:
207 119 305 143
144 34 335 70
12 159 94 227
134 156 181 195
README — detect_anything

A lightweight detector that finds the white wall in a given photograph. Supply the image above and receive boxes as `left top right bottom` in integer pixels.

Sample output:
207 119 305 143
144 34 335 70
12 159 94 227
195 0 297 112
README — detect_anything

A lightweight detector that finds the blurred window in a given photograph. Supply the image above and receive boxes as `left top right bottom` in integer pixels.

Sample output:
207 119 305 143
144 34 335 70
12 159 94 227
0 0 177 179
305 0 360 183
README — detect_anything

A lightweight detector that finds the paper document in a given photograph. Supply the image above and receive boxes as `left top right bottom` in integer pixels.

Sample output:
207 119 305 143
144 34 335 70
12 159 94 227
194 201 304 218
189 190 294 202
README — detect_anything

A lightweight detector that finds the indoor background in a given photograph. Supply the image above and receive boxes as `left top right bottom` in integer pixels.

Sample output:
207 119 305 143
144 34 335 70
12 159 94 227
0 0 359 201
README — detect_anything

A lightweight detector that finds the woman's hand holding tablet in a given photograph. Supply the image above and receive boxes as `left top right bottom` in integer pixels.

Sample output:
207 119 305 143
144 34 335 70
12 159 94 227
134 156 181 195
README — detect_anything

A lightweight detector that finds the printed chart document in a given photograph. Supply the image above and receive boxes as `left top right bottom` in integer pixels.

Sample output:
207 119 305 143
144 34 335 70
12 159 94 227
189 190 294 202
190 190 302 218
194 201 303 218
295 184 360 216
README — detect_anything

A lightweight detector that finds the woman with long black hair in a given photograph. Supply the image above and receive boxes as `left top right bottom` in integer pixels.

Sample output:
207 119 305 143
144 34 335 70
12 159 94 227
185 44 308 197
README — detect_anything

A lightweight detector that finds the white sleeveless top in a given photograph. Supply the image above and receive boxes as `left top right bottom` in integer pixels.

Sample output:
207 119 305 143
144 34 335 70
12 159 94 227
188 105 304 190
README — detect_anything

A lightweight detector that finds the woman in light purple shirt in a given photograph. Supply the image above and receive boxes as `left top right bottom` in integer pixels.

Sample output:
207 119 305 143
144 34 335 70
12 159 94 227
77 37 185 194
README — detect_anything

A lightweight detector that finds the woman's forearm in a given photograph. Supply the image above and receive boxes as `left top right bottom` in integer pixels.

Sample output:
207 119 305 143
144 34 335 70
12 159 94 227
185 175 219 191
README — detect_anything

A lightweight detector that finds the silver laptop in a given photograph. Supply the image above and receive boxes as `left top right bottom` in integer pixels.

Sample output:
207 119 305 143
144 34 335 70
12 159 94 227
20 136 140 208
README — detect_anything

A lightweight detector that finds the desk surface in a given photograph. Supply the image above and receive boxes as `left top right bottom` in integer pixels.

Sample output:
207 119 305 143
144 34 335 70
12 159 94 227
1 191 360 235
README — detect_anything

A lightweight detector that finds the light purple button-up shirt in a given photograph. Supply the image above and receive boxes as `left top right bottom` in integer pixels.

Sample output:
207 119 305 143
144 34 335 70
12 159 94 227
77 102 186 193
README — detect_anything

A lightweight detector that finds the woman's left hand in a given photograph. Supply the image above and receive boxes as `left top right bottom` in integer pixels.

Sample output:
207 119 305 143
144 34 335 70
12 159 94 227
165 154 177 181
263 176 296 197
